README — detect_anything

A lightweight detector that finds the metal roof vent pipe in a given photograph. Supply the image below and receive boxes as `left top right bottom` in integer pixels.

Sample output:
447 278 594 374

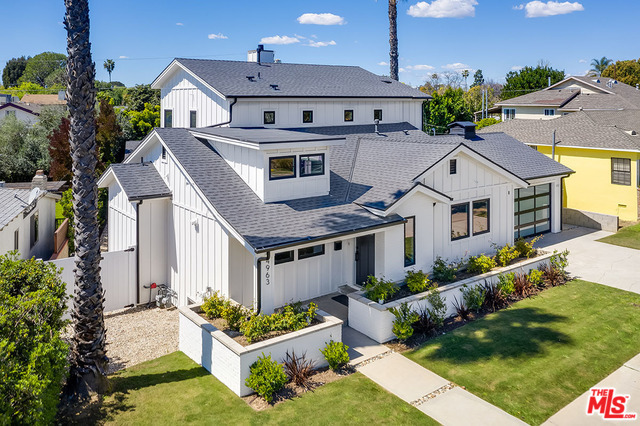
374 119 379 134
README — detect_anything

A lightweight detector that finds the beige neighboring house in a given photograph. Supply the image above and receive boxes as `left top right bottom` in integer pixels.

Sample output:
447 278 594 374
20 90 67 106
495 76 640 121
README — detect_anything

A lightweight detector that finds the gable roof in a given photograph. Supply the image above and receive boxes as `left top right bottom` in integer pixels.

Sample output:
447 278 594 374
153 58 431 100
0 188 38 231
105 162 172 201
0 102 42 116
20 94 66 105
478 111 640 152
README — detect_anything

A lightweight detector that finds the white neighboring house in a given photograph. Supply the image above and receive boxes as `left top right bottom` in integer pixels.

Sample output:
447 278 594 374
99 51 572 313
0 101 41 125
0 175 59 260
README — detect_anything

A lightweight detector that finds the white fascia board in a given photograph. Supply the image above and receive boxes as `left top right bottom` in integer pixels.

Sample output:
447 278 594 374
122 130 158 164
151 60 227 101
383 184 452 217
97 166 116 188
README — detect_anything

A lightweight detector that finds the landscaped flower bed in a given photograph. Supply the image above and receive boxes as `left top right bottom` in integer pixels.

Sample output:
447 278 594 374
179 301 343 397
349 245 568 343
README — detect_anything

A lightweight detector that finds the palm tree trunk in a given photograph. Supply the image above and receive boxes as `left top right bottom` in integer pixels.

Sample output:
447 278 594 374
64 0 108 398
389 0 399 81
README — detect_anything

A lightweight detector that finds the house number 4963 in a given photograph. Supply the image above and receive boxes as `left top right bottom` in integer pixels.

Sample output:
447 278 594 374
264 263 270 286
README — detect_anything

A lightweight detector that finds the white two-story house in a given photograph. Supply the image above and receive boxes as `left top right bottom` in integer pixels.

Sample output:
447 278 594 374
99 48 572 313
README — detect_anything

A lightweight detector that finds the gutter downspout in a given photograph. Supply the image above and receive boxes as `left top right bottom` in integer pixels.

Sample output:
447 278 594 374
255 252 270 313
135 200 143 304
208 97 237 128
551 130 556 161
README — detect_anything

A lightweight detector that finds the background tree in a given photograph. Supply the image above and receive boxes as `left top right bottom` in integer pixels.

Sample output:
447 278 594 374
96 98 124 166
0 116 50 182
471 69 484 88
423 87 472 133
64 0 109 399
19 52 67 87
463 85 500 114
48 117 72 181
0 82 46 99
122 103 160 140
462 69 469 90
602 59 640 87
501 64 565 100
123 84 160 112
103 59 115 83
2 56 29 87
590 57 612 76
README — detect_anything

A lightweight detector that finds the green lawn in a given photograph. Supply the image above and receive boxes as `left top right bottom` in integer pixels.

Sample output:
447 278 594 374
55 202 64 220
597 223 640 250
405 280 640 425
98 351 436 425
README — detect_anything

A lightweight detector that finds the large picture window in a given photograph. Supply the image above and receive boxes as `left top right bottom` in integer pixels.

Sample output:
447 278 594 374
472 199 490 235
404 216 415 267
298 244 325 260
451 203 469 240
300 154 324 177
269 156 295 180
611 158 631 186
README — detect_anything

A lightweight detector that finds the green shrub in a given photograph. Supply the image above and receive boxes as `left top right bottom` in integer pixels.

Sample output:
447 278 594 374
514 236 542 258
272 302 317 331
320 340 350 371
221 302 248 331
389 302 419 341
0 253 69 425
405 270 430 293
240 314 273 343
363 276 399 303
201 291 226 319
467 254 496 274
461 284 485 313
551 250 570 276
497 272 515 296
528 268 544 287
432 256 460 282
494 243 519 267
245 353 288 403
424 282 447 326
475 117 500 130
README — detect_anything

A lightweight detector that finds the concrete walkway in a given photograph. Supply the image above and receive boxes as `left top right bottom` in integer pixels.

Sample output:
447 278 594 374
544 354 640 425
538 226 640 295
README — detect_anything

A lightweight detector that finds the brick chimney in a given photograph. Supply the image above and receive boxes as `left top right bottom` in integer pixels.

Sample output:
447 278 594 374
31 170 47 190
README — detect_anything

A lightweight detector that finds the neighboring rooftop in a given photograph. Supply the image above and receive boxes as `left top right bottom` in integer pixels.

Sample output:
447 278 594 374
0 188 35 231
0 101 43 115
153 58 431 99
20 94 67 106
124 140 142 159
109 162 172 201
4 180 67 192
496 89 579 107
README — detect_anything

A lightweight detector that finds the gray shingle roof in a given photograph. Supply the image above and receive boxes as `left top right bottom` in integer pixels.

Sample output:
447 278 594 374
124 140 142 159
496 89 579 107
478 112 640 151
0 188 33 231
4 181 67 192
167 58 430 99
110 163 172 201
192 127 345 145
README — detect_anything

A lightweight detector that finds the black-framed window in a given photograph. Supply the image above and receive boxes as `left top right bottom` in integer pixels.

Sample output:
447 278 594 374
611 158 631 186
451 203 469 240
344 109 354 122
164 109 173 128
30 211 39 248
263 110 276 125
404 216 415 267
190 110 197 127
334 241 342 251
374 109 382 121
269 156 295 180
14 229 18 250
275 250 294 265
544 109 555 116
298 244 325 260
300 154 324 177
450 159 457 175
303 110 313 123
472 199 490 235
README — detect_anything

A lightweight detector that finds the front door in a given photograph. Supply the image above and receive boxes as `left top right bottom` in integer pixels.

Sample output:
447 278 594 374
355 234 375 286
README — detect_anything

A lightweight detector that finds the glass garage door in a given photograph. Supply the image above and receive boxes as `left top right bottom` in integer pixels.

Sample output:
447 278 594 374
514 184 551 239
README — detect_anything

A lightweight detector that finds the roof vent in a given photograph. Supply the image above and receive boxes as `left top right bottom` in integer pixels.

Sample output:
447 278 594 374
381 79 392 84
631 130 638 136
246 76 255 82
448 121 477 139
270 84 279 90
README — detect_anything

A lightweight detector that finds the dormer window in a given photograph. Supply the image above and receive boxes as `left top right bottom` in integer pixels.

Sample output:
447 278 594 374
269 156 295 180
303 110 313 123
374 109 382 121
344 109 354 122
264 111 276 125
300 154 324 177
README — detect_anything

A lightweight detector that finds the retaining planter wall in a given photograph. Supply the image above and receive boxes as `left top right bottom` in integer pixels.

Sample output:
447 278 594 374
179 305 343 396
348 252 555 343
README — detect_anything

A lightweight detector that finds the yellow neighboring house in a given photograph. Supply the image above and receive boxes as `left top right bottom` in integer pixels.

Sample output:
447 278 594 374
479 110 640 223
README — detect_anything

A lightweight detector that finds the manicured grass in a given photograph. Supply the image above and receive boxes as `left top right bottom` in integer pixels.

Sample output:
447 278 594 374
405 280 640 425
597 223 640 250
99 351 436 425
55 202 64 220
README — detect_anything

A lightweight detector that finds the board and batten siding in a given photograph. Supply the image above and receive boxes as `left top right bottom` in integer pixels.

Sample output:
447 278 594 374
161 68 229 128
209 140 265 200
107 183 137 252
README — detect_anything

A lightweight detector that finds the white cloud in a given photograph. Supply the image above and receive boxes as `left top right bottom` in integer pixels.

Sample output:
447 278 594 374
118 56 129 59
512 4 524 10
260 35 300 45
443 62 470 70
208 33 228 40
579 59 587 63
378 61 389 66
406 64 435 71
399 68 407 73
517 1 584 18
408 0 478 18
307 40 337 47
511 65 524 71
176 22 184 26
297 13 346 25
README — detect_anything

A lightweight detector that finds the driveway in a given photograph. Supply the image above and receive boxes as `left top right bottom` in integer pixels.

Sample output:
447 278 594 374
538 226 640 295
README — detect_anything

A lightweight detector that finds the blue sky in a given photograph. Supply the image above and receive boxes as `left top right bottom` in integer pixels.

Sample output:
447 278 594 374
2 0 638 88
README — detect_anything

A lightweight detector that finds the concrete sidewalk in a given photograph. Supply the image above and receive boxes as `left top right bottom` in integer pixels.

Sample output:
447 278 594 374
544 354 640 425
358 353 527 425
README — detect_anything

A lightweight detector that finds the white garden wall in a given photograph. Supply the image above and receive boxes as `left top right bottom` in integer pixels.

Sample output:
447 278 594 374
348 252 555 343
179 304 343 396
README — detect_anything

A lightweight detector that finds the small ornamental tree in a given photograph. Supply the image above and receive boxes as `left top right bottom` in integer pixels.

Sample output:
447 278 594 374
48 117 72 181
0 253 69 424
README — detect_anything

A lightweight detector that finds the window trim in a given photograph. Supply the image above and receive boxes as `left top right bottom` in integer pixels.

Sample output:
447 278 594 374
449 159 457 175
269 155 296 180
302 110 314 124
611 157 631 186
263 110 276 125
344 109 354 122
298 244 325 260
189 110 197 128
374 109 382 121
299 153 325 178
164 109 173 128
451 202 469 241
472 199 490 236
274 250 295 265
404 216 416 267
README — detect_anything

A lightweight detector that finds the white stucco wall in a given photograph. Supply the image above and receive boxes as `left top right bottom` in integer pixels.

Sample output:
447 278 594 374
0 195 56 260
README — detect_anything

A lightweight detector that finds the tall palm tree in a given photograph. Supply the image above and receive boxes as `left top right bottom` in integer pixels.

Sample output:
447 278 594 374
103 59 115 83
64 0 108 398
462 69 470 90
590 57 612 76
389 0 399 81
